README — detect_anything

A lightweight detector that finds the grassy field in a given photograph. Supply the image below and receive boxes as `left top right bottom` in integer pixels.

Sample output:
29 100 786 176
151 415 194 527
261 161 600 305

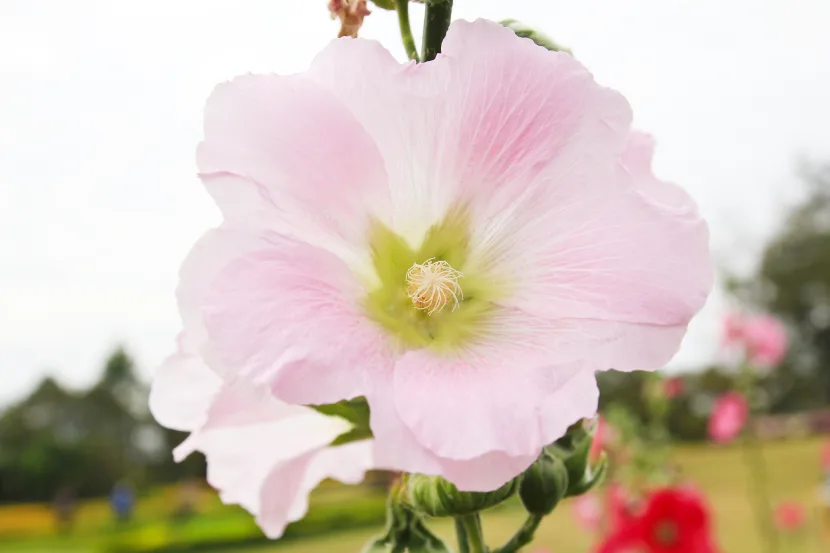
2 437 828 553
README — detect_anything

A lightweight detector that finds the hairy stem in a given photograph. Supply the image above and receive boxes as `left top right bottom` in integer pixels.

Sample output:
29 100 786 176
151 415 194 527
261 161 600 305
739 367 779 553
421 0 453 62
493 514 543 553
454 517 470 553
458 513 486 553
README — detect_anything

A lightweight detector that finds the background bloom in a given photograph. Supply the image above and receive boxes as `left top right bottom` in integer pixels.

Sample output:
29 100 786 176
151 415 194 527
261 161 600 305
663 376 684 399
179 18 712 491
773 501 805 531
150 335 373 538
597 487 719 553
722 312 788 367
572 493 602 531
708 392 748 444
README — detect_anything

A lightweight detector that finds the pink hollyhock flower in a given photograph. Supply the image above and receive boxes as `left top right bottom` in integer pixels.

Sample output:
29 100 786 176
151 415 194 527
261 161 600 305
722 312 788 367
663 376 684 399
572 493 602 531
150 335 374 539
774 501 806 531
707 392 748 444
178 19 712 491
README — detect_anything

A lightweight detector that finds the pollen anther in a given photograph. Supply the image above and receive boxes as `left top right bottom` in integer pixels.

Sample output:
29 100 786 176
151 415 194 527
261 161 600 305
405 258 464 315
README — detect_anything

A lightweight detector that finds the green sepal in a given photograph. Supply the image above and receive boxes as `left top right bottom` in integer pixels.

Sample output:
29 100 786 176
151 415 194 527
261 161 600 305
566 452 608 497
499 19 572 55
404 473 518 517
363 486 451 553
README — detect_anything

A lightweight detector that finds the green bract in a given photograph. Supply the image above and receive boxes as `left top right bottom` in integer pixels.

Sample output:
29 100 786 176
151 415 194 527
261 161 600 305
363 208 502 353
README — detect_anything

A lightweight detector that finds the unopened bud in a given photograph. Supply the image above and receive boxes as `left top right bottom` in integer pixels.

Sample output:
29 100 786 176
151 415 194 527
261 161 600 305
519 450 569 515
404 474 518 517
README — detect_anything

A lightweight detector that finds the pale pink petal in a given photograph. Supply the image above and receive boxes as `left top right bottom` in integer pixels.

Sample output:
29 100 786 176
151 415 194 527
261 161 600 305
280 440 374 525
499 131 712 330
197 73 390 251
174 380 360 539
392 329 597 460
202 236 391 404
368 375 536 492
176 228 271 353
149 332 222 432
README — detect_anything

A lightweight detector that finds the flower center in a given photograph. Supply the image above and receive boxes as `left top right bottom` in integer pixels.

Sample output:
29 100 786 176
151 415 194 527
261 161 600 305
406 258 463 315
653 520 679 546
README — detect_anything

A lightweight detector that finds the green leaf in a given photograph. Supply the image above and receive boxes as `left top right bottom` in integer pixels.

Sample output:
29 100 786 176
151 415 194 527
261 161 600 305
499 19 572 55
310 397 372 446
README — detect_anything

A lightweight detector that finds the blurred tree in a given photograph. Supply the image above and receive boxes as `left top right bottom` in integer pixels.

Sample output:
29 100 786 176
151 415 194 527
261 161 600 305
743 163 830 407
0 348 204 503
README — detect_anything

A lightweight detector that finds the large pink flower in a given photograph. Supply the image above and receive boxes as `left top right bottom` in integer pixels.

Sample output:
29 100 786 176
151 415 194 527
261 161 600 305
722 311 788 367
707 392 748 444
178 19 711 491
150 335 374 539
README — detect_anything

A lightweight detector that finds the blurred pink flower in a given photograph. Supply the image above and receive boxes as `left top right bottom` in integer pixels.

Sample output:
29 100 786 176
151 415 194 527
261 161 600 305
821 440 830 470
774 501 806 531
176 19 712 492
590 417 608 462
150 334 374 539
722 312 788 367
663 376 684 399
708 392 748 444
572 493 602 531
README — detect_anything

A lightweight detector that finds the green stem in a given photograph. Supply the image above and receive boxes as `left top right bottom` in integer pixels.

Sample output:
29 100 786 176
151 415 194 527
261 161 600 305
454 517 470 553
493 514 543 553
458 513 486 553
738 366 779 553
421 0 453 62
395 0 419 61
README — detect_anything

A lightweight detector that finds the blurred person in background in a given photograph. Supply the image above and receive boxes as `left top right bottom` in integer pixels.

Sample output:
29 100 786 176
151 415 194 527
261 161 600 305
52 487 76 534
110 481 135 523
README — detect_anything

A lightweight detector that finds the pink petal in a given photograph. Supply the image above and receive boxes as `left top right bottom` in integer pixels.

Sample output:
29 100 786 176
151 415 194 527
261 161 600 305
173 380 364 539
391 329 598 460
149 332 222 432
202 235 391 404
176 228 271 354
197 73 390 250
500 131 712 330
368 374 536 492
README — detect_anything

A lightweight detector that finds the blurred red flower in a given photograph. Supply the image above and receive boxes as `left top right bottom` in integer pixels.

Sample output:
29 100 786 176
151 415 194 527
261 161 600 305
663 377 684 399
774 501 806 531
596 487 719 553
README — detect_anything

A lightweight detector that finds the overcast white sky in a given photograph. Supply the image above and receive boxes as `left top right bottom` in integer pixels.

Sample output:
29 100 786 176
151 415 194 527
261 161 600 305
1 0 829 405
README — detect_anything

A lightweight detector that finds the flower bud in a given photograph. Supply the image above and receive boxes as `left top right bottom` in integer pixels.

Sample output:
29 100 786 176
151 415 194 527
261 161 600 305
362 482 451 553
546 419 607 497
404 474 518 517
519 450 569 515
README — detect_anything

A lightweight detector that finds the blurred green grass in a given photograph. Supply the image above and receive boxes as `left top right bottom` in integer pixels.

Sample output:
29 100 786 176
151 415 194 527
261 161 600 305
2 437 828 552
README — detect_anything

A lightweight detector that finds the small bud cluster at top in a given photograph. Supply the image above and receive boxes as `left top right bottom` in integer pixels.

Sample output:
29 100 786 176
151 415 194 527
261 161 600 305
327 0 371 38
